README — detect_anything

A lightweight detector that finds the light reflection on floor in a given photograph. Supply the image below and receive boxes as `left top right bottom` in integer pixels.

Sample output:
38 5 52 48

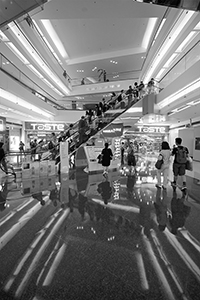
0 169 200 300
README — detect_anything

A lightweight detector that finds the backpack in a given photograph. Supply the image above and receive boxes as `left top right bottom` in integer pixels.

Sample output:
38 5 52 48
176 147 187 164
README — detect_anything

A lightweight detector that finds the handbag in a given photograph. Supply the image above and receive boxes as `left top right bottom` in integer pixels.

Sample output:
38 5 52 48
97 154 103 164
155 154 163 169
186 157 193 171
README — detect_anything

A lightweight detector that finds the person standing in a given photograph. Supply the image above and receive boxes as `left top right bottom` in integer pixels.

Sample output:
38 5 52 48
171 137 189 191
133 82 139 99
156 141 171 189
127 144 136 173
0 142 8 174
19 141 25 154
78 116 87 144
126 85 134 106
121 142 125 165
101 142 113 177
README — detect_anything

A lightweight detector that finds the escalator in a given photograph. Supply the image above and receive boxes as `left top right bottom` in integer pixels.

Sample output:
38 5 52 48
41 94 143 164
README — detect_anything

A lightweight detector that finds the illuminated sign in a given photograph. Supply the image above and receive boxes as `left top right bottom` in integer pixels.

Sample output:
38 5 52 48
25 122 65 131
101 123 123 137
137 126 166 134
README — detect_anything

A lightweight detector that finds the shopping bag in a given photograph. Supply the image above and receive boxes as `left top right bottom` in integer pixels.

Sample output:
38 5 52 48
155 154 163 169
186 157 193 171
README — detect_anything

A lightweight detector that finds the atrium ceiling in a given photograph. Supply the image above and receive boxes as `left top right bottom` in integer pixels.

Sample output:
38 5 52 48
0 0 199 122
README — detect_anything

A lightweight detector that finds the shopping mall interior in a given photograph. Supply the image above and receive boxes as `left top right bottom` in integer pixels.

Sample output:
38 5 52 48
0 0 200 299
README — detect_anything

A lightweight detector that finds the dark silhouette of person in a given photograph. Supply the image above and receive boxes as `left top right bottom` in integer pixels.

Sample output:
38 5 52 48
154 188 168 232
0 142 8 174
68 188 77 212
97 179 112 204
121 142 125 165
101 142 113 177
32 192 45 206
0 180 8 211
78 116 87 144
78 192 88 220
126 174 136 195
169 191 191 235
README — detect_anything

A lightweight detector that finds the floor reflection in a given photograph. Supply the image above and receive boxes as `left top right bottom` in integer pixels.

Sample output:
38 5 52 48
0 170 200 299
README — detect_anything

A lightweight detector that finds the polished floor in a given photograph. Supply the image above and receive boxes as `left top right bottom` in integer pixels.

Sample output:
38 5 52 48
0 168 200 300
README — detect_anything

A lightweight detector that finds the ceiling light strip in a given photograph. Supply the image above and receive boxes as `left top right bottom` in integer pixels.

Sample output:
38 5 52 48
158 78 200 109
144 10 195 83
0 88 54 118
41 19 69 59
8 22 70 95
6 42 30 65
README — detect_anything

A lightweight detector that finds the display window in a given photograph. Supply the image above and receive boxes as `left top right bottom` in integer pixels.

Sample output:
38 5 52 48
119 125 169 181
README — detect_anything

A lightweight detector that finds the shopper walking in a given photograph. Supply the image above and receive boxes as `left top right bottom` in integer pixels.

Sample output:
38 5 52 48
19 141 25 154
127 144 136 173
126 85 134 106
101 142 113 177
156 141 171 189
78 116 87 144
171 137 189 191
0 142 8 174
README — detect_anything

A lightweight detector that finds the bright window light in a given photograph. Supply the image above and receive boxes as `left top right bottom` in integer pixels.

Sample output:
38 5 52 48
41 19 69 59
175 31 197 52
163 53 178 68
144 10 195 83
158 78 200 109
142 18 157 49
0 88 54 118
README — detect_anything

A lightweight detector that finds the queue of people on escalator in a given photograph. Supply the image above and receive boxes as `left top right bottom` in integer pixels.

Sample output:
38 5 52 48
28 79 157 160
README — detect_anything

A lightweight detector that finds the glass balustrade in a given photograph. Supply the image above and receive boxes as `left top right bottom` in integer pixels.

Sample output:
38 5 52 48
159 40 200 89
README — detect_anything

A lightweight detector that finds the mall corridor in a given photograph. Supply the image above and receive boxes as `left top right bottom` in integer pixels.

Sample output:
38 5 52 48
0 160 200 300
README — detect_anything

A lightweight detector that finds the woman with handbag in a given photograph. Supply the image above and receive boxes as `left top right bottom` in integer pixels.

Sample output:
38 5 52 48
156 141 171 189
101 142 113 178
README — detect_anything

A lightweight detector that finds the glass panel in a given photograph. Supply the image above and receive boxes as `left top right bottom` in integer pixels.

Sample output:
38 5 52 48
159 41 200 89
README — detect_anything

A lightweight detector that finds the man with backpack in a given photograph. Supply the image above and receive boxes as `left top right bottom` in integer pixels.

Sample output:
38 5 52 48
172 137 189 191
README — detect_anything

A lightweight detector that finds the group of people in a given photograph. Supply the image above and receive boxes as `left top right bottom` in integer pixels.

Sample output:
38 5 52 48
156 137 189 191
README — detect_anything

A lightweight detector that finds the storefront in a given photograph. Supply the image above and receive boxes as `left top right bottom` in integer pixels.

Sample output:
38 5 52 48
25 122 68 147
123 125 169 154
7 123 22 152
120 124 169 181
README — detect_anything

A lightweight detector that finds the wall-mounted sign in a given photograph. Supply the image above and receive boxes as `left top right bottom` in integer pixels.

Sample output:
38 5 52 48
101 123 123 137
125 125 169 135
137 126 167 134
25 122 66 132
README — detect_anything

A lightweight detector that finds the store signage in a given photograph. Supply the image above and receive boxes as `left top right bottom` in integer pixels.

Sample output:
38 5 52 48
137 126 167 134
101 123 123 137
25 122 65 131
